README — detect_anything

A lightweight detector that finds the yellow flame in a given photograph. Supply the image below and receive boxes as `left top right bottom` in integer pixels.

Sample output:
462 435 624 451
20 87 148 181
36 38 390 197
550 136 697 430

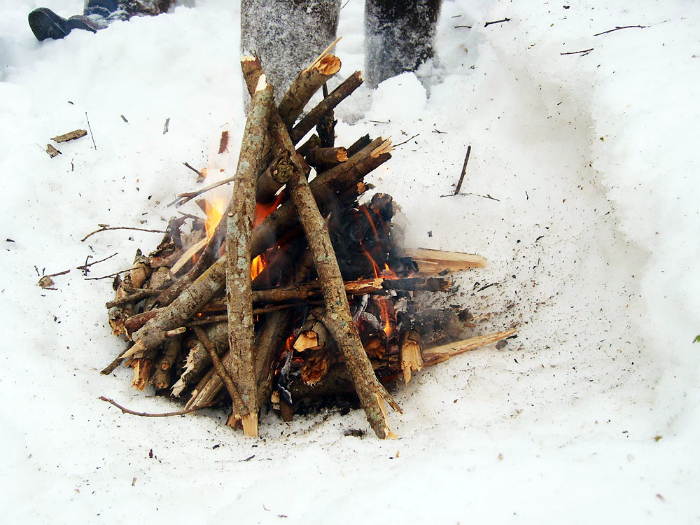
251 255 265 280
204 198 227 239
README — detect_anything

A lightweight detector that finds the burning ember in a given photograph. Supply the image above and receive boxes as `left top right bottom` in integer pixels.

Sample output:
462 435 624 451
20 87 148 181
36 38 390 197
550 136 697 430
100 52 514 439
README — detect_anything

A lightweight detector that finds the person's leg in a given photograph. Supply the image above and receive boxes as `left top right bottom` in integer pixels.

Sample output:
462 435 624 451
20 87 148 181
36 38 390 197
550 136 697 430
240 0 341 102
28 7 103 41
364 0 441 87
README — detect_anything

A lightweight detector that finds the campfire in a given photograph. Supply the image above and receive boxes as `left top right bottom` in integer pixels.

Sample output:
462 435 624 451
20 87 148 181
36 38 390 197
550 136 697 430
100 48 516 439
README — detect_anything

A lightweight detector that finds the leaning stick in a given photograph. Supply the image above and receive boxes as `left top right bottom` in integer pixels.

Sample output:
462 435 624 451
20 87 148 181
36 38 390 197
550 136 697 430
278 53 342 129
224 73 274 436
242 58 399 437
290 70 364 144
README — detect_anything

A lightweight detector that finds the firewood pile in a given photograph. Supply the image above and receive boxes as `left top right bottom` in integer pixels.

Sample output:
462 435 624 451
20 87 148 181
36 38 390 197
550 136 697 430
100 47 516 439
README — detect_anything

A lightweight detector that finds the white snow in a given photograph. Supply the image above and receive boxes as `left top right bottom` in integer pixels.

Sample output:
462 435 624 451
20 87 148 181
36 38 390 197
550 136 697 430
1 0 699 523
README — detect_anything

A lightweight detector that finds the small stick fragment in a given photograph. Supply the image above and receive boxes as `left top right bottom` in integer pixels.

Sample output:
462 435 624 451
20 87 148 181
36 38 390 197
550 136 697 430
484 18 511 27
454 145 471 195
183 162 203 179
593 25 647 37
52 129 87 143
86 112 97 149
46 144 61 157
561 48 594 56
218 130 230 153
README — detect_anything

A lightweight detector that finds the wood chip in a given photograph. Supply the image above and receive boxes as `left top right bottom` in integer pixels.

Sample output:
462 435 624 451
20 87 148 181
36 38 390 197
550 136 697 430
51 129 87 143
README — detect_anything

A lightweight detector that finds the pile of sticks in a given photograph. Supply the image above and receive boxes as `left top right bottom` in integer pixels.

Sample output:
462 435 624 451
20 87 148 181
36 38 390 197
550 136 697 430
101 49 515 439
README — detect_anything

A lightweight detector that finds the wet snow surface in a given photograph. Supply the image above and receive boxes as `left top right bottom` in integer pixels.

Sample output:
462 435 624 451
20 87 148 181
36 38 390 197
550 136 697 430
1 0 699 523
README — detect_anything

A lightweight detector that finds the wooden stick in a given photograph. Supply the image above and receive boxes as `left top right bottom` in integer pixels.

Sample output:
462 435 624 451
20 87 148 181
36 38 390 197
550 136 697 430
193 326 248 427
305 146 347 169
278 54 342 129
224 73 274 436
99 396 215 417
283 143 401 438
422 328 517 365
151 334 182 390
404 248 487 274
290 71 364 144
454 145 471 195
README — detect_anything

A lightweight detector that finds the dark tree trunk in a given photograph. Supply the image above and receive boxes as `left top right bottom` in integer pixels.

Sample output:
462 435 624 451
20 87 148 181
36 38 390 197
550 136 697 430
364 0 441 87
240 0 341 102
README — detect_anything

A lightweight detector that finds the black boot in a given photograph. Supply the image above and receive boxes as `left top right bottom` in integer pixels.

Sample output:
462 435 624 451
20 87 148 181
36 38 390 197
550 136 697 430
28 7 101 41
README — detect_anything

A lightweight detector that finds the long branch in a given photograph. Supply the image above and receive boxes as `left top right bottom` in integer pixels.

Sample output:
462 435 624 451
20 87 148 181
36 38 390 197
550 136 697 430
224 73 273 436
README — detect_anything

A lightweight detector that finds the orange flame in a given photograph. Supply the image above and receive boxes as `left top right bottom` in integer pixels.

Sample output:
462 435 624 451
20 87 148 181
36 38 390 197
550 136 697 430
250 193 286 280
251 254 266 280
374 296 393 337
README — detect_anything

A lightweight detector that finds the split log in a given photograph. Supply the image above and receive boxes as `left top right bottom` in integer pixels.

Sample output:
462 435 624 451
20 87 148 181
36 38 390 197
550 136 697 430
224 74 274 436
293 307 330 352
421 328 516 365
171 322 228 397
405 248 487 274
399 328 423 384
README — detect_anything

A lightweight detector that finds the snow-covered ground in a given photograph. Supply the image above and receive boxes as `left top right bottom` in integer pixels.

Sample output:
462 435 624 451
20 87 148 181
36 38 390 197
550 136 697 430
1 0 699 522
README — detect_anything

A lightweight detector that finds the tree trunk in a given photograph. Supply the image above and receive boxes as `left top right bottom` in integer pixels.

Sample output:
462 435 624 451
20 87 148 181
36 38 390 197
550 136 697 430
364 0 441 86
240 0 341 103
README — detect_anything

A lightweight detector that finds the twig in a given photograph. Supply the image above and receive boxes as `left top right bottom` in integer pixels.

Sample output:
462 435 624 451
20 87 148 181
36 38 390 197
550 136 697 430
455 25 472 29
169 176 234 207
454 145 471 195
183 162 202 178
99 396 216 417
85 112 96 149
84 269 131 281
561 48 594 56
394 134 419 147
76 252 118 271
81 225 166 242
441 191 500 201
485 18 510 27
44 269 71 279
593 25 647 37
163 117 170 135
